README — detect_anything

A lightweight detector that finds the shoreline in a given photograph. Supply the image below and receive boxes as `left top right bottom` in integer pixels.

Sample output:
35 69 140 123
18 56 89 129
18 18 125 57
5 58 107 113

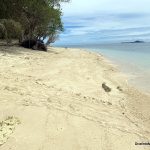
77 47 150 96
0 46 150 150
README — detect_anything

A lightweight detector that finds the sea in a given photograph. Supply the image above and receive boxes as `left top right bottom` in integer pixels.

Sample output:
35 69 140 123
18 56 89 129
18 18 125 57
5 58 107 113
59 43 150 94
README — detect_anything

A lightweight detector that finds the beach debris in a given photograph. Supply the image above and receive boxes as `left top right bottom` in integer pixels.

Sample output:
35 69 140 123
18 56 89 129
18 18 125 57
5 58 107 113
107 102 112 105
76 93 81 96
0 116 21 146
102 82 111 92
117 86 123 91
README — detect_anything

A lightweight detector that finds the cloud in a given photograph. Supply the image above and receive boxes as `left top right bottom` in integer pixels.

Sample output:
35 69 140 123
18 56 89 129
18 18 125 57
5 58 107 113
54 0 150 45
62 0 150 15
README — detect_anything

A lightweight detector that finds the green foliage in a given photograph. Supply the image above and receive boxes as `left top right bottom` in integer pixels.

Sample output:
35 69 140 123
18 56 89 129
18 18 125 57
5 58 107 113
0 22 6 39
0 0 70 44
0 19 22 43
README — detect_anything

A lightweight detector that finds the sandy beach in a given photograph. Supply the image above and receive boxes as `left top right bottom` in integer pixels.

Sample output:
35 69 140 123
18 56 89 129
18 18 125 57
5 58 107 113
0 46 150 150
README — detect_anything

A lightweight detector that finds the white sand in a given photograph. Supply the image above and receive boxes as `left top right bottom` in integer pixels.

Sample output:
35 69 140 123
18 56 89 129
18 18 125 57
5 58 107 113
0 46 150 150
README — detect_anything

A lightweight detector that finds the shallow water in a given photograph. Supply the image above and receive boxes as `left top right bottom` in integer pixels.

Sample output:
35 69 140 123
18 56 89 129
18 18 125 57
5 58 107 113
66 43 150 94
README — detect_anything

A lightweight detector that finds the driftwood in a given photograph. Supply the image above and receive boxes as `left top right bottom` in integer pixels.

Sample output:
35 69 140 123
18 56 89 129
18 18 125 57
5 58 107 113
20 39 47 51
102 82 111 92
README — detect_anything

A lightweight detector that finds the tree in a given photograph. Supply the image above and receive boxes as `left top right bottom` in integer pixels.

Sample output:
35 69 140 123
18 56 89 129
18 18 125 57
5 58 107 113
0 19 22 43
0 0 70 45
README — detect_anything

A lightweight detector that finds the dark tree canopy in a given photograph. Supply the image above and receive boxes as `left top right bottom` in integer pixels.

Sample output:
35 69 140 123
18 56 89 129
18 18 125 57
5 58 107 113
0 0 69 45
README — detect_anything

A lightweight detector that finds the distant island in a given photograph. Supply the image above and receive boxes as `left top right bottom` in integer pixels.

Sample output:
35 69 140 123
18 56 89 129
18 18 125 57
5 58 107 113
122 40 145 44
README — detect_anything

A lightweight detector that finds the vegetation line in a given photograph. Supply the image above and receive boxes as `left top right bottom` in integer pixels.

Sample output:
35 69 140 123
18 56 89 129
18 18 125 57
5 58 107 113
0 0 69 50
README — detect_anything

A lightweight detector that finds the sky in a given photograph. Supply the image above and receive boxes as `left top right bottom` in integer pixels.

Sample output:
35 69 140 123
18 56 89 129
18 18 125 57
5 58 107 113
54 0 150 46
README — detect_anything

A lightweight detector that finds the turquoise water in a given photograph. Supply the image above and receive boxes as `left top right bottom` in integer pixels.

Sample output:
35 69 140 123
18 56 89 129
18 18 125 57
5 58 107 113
67 43 150 94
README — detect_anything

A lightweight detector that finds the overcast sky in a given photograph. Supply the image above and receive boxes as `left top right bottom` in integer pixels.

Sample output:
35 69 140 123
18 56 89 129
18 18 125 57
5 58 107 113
54 0 150 45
